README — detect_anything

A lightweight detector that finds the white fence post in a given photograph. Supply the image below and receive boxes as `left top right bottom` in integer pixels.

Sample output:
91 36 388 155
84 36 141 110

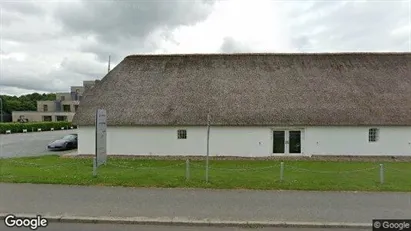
93 157 97 177
186 159 190 181
380 164 384 184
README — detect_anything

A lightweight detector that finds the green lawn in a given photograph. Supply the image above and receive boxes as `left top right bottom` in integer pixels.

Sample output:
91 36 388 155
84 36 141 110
0 155 410 192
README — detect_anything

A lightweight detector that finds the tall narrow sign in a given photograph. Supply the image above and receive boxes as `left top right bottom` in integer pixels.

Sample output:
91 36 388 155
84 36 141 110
95 109 107 167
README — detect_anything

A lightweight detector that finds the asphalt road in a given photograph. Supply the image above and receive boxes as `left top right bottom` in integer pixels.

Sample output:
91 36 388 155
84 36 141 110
0 222 369 231
1 183 410 224
0 130 76 158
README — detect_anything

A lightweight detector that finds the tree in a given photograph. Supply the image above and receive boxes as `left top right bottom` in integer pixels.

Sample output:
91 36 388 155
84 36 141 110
0 93 56 114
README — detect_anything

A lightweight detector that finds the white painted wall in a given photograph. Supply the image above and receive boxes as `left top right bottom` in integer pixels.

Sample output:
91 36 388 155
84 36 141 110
77 126 411 156
78 126 272 157
305 126 411 156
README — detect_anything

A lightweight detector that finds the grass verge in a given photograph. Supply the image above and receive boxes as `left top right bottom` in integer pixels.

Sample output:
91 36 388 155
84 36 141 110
0 155 410 191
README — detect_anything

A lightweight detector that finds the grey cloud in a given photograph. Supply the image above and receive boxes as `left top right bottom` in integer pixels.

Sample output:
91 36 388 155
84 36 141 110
79 37 151 63
0 66 64 93
289 1 409 51
80 27 181 63
292 36 312 51
0 1 45 28
1 0 217 96
52 0 216 64
1 73 95 93
284 1 336 19
1 6 60 43
1 10 24 27
3 29 61 44
0 80 56 93
0 1 45 16
0 86 48 96
306 1 344 12
1 56 105 93
60 57 106 78
220 37 252 53
54 1 216 44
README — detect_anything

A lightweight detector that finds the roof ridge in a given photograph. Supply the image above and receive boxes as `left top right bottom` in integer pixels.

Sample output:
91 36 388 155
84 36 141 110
124 52 411 59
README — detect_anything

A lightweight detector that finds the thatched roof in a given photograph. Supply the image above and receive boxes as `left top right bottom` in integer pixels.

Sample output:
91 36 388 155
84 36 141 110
72 52 411 126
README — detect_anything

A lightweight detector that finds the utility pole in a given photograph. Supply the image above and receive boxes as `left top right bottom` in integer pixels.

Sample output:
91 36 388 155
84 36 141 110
108 55 111 73
0 97 3 123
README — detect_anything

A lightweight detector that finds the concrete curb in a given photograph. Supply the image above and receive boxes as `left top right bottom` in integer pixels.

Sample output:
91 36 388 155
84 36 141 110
60 152 79 158
0 213 371 228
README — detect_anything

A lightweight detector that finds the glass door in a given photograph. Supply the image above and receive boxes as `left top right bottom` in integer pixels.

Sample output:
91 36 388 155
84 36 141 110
289 131 301 154
272 130 302 154
273 131 285 154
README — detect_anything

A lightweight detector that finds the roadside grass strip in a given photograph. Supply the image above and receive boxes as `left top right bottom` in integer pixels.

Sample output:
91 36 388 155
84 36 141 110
0 155 410 191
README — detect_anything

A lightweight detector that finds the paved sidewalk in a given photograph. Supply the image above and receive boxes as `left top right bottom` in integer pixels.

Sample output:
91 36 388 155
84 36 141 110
0 183 410 224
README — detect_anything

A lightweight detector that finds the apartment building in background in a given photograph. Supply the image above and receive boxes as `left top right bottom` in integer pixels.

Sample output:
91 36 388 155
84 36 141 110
12 80 97 123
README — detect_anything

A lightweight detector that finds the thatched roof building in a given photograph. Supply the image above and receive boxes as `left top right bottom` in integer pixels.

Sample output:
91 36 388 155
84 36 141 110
72 52 411 127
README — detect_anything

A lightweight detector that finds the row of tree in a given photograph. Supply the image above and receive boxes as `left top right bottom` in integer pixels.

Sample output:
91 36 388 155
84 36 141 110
0 93 56 114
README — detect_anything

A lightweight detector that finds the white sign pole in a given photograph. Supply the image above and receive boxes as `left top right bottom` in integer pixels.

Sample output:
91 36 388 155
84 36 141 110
94 109 107 176
206 114 210 183
93 109 98 177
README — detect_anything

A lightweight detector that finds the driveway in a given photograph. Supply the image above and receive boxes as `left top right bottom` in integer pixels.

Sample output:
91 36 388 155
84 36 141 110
0 129 77 158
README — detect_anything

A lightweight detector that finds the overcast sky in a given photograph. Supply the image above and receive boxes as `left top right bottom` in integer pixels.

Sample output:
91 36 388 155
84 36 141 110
0 0 410 96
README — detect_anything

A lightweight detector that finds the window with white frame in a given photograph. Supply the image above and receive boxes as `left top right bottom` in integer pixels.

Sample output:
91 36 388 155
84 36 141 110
177 129 187 139
368 128 379 142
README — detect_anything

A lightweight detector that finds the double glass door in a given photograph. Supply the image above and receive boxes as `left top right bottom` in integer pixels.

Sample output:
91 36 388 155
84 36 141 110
273 130 301 154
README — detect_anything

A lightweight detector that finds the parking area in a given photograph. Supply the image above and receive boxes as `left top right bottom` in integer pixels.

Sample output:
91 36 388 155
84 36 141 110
0 129 77 158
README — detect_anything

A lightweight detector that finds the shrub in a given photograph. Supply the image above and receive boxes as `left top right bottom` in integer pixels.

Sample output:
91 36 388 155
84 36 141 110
0 122 77 134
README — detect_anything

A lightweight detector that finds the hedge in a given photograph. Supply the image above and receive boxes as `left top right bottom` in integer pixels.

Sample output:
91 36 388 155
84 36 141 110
0 122 77 134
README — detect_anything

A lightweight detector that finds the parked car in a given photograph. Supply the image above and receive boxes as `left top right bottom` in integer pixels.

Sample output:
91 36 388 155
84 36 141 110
47 134 78 151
